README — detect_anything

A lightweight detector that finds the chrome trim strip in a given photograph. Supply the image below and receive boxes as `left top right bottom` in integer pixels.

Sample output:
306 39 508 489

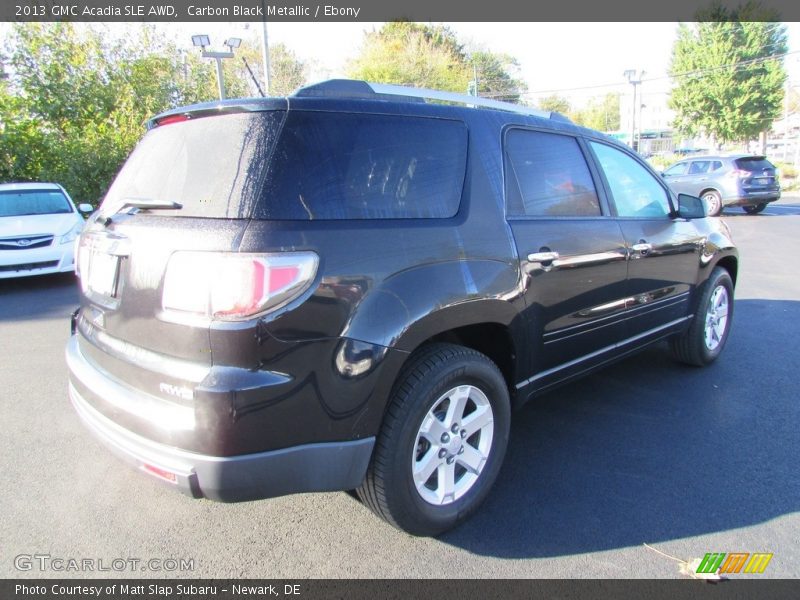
551 250 628 269
543 291 690 342
516 315 692 389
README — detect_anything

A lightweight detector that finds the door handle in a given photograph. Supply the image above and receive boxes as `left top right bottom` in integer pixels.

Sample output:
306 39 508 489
527 251 560 263
631 242 652 255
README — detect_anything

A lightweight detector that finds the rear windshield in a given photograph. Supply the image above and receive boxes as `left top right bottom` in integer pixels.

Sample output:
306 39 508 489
734 157 775 172
256 111 468 220
0 190 72 217
101 111 284 219
102 110 467 221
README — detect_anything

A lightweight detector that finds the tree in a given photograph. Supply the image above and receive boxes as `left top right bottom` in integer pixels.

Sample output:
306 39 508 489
572 93 621 131
347 22 470 92
668 4 787 147
537 94 571 115
0 24 220 205
347 22 525 103
470 51 526 104
268 43 308 96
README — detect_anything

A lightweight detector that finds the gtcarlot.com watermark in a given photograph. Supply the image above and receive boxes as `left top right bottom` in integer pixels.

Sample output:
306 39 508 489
14 554 195 573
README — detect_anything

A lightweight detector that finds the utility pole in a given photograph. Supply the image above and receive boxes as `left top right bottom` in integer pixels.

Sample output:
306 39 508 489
261 20 271 96
639 103 646 155
624 69 645 150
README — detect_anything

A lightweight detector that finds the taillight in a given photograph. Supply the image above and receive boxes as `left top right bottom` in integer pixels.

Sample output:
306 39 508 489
75 235 91 289
156 114 190 126
727 169 750 179
162 251 318 320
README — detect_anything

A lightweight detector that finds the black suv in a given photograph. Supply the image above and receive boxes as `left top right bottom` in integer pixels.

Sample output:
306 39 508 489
67 80 737 536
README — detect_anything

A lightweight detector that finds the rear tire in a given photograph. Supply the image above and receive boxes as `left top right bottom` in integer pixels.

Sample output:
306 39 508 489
743 203 767 215
357 343 510 536
669 267 734 366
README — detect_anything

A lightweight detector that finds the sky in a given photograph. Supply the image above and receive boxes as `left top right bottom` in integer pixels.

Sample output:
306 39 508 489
3 21 800 108
172 21 800 108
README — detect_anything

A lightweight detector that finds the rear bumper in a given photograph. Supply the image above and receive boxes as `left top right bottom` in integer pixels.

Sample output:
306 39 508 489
66 336 374 501
724 190 781 207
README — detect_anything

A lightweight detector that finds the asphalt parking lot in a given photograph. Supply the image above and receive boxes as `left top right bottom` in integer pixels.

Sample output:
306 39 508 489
1 197 798 579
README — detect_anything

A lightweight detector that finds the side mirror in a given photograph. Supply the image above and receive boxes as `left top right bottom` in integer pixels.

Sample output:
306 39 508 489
78 203 94 214
676 194 706 219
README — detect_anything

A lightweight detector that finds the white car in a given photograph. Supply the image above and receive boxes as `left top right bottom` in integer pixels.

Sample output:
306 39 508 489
0 182 92 279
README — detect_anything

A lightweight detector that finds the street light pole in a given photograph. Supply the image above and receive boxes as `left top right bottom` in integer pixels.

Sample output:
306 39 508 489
624 69 645 150
192 35 241 101
210 54 228 99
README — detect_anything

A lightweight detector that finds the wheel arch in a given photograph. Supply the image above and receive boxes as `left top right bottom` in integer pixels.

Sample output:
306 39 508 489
714 254 738 287
699 187 721 198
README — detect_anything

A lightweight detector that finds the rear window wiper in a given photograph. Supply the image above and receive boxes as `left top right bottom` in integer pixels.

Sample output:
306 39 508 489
101 198 183 226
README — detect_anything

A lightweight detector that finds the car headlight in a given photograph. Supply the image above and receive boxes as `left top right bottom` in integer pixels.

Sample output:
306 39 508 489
58 221 84 245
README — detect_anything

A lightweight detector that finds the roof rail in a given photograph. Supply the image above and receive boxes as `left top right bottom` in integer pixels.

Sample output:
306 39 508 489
292 79 558 120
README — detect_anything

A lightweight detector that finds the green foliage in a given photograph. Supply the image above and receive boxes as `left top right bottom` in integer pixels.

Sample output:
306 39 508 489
775 161 798 179
268 43 308 96
347 23 470 92
668 8 787 145
571 93 621 132
470 51 527 103
647 153 682 172
347 22 525 102
536 94 571 114
0 23 224 206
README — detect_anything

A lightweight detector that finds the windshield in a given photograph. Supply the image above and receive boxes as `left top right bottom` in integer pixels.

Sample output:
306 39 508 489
101 111 285 219
0 190 73 217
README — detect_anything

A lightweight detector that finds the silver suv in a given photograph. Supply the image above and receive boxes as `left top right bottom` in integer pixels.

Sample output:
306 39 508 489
661 154 780 215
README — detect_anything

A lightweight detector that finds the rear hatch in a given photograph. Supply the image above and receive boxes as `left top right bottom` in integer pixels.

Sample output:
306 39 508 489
734 156 779 190
76 105 286 372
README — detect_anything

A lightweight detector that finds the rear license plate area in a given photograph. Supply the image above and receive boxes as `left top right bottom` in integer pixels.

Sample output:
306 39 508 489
88 251 120 297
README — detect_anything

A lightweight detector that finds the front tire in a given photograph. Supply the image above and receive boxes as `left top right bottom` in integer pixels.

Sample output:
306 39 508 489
357 343 510 536
669 267 734 366
702 190 723 216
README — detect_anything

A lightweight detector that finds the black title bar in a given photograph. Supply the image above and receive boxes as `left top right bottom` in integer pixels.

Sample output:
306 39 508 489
4 0 800 22
3 579 800 600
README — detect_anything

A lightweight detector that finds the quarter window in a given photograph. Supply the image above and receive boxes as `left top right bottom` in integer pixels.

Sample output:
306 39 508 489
505 130 600 217
258 112 468 220
590 142 671 218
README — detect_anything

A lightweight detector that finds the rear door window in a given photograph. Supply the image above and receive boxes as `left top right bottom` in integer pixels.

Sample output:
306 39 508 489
504 129 601 217
688 161 710 175
257 112 468 220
